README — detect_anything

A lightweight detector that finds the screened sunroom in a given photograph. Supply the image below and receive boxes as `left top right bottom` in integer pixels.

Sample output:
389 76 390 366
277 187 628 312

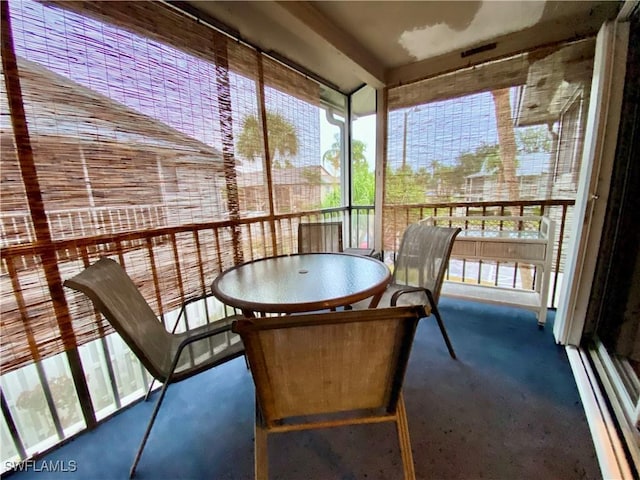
1 1 638 478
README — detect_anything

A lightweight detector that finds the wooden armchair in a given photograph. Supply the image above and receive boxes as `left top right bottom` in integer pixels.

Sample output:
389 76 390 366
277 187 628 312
232 305 426 480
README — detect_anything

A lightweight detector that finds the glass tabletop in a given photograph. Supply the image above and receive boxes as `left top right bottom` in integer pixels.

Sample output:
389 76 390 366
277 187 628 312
211 253 391 314
457 229 543 240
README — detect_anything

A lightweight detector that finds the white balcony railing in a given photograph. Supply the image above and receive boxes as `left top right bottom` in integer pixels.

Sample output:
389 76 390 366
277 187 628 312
0 204 168 247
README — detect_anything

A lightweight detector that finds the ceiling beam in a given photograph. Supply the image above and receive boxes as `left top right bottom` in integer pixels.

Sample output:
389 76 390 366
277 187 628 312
276 1 385 89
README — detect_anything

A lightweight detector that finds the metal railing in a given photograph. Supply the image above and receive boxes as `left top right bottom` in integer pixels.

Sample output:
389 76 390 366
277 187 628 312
382 199 575 307
0 206 363 472
0 199 572 471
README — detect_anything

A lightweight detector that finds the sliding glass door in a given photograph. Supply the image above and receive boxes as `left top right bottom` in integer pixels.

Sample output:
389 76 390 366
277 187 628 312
584 11 640 472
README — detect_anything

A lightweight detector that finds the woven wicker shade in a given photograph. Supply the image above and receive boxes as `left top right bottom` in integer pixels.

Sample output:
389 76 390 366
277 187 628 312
1 0 327 372
382 39 595 252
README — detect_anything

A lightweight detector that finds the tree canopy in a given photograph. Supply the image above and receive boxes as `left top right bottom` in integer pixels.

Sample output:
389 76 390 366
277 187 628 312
237 112 298 166
319 104 556 208
322 133 375 207
517 125 552 153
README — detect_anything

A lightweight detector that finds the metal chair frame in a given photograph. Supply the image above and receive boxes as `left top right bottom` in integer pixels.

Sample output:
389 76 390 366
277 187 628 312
64 257 244 478
297 221 344 253
355 223 461 358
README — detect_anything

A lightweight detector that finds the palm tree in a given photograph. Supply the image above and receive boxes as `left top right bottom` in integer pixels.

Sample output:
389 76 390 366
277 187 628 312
237 111 298 166
322 134 374 206
491 88 519 203
492 88 533 289
322 133 368 173
322 133 341 173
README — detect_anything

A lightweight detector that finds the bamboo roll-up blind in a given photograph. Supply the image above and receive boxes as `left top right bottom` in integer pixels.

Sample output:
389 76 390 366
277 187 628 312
1 0 327 373
261 56 325 216
262 56 321 106
382 39 595 252
386 40 594 111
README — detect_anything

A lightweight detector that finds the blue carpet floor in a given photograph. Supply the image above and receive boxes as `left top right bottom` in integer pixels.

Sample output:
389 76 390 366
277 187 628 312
6 299 600 480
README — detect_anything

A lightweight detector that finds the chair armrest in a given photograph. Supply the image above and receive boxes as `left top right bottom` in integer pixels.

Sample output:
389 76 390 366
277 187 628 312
390 287 437 319
178 314 244 343
165 314 245 383
170 294 212 334
171 295 240 334
390 286 427 306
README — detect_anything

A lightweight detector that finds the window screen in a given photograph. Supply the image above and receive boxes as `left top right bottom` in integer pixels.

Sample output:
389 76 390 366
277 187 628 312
383 39 595 250
0 0 338 372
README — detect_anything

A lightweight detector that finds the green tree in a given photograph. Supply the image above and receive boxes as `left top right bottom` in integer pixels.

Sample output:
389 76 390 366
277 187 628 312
351 137 374 206
450 143 503 192
321 134 375 207
322 134 341 173
385 164 426 204
516 125 552 153
322 188 341 208
352 150 375 206
456 144 500 176
425 160 442 194
322 133 367 172
432 163 460 200
237 112 298 165
322 133 369 173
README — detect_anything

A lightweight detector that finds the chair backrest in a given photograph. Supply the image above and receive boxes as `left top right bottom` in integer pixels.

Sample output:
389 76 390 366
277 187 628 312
233 305 425 426
393 224 461 304
63 257 172 380
297 222 343 253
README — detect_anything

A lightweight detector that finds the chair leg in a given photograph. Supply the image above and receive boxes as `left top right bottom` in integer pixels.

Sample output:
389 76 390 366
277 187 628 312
426 291 456 359
129 379 172 478
144 379 155 401
254 400 268 480
395 393 416 480
432 303 456 359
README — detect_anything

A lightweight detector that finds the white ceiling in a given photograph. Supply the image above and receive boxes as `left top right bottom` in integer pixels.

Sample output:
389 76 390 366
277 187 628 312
183 1 622 93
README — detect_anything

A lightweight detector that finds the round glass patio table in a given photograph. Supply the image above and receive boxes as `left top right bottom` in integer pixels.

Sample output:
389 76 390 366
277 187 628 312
211 253 391 316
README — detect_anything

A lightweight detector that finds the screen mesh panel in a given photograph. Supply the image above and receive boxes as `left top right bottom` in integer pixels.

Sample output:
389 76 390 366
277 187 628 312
0 0 332 372
383 39 595 250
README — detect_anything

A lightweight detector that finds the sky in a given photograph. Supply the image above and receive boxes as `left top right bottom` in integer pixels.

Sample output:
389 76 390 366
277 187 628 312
321 93 501 174
319 113 377 172
387 93 500 170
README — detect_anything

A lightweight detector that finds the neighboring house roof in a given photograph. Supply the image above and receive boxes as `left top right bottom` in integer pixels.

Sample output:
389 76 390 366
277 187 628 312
238 165 337 187
1 57 223 163
466 151 550 179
